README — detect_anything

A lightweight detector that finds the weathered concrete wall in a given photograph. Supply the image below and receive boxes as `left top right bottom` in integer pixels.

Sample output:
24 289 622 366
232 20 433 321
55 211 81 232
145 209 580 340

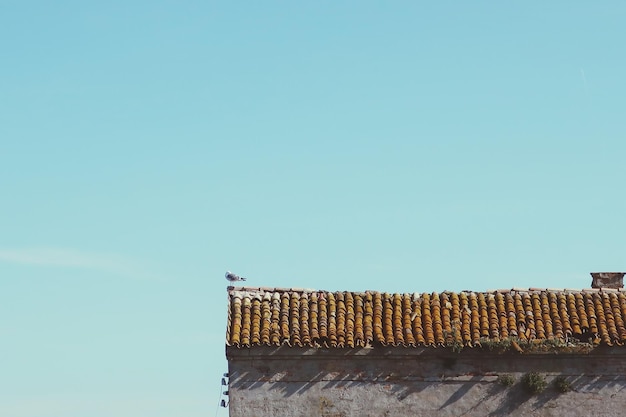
227 346 626 417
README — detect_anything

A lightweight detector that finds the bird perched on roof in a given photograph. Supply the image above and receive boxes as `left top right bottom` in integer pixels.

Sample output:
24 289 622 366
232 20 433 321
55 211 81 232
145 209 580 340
225 271 246 282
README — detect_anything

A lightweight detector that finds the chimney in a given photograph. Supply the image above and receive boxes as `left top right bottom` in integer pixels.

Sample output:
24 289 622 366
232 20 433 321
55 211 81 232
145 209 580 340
590 272 625 289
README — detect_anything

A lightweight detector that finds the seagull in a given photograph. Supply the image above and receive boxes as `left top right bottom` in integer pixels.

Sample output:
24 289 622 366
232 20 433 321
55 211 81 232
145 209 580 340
225 271 246 282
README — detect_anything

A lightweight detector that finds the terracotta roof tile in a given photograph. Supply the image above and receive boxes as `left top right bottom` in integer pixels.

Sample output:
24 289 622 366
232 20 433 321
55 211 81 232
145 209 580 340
226 287 626 350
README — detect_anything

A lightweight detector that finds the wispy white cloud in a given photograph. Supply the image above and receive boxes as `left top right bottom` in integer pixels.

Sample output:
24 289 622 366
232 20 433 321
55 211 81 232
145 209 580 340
0 247 156 279
0 393 208 417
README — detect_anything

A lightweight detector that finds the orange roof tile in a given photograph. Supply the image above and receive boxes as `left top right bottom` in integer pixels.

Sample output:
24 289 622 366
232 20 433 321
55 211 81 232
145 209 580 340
226 286 626 350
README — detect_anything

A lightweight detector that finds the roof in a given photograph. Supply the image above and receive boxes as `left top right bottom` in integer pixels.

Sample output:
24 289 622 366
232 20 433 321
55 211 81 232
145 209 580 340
226 286 626 352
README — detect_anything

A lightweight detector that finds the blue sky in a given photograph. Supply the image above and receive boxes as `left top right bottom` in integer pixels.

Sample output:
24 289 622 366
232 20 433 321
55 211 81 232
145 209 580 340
2 1 625 416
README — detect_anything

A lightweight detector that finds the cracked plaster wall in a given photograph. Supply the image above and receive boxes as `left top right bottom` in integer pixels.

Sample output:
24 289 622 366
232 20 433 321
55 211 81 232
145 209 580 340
227 346 626 417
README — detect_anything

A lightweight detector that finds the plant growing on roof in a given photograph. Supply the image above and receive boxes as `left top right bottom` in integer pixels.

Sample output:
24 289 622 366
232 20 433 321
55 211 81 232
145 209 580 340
478 336 514 352
522 372 547 394
450 339 464 353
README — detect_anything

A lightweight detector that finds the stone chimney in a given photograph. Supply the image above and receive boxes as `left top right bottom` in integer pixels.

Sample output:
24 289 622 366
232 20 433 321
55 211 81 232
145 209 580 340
590 272 625 289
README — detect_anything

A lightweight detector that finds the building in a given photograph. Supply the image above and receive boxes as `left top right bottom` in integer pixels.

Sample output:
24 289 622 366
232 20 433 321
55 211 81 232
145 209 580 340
225 273 626 416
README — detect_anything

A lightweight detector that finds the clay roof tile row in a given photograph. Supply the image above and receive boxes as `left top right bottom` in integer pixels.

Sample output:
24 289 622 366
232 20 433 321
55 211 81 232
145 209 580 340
226 287 626 349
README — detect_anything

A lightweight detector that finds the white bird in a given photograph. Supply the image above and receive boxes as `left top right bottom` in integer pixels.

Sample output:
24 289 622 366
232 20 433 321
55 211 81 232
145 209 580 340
225 271 246 282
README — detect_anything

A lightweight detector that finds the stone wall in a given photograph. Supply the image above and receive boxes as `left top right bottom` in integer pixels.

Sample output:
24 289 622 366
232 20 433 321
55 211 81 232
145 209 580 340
227 346 626 417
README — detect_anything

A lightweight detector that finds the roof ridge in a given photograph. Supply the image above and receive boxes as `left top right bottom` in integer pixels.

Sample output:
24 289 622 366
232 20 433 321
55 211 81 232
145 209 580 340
228 286 626 295
228 286 318 293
